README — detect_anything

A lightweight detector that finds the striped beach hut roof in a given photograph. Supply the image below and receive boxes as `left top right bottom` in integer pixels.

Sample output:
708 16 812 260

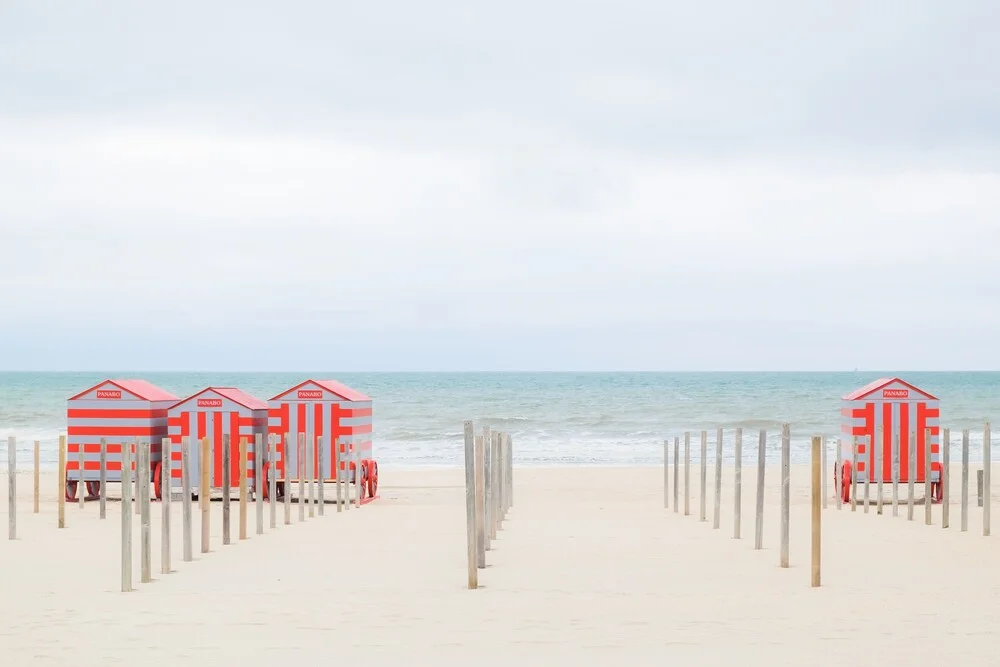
171 386 269 411
269 379 371 402
842 377 938 402
68 379 179 402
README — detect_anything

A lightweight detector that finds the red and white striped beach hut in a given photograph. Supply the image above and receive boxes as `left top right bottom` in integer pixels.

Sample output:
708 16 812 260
66 379 179 501
840 377 941 502
267 379 377 501
163 387 268 500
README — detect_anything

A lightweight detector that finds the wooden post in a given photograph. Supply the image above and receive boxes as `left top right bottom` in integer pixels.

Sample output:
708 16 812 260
663 439 669 509
908 430 916 521
475 434 486 568
811 435 821 588
734 427 742 539
925 427 933 526
133 440 140 516
984 422 991 537
490 433 499 538
140 442 152 584
892 432 900 517
317 434 325 517
182 437 193 562
821 436 827 510
8 436 15 540
222 435 231 545
835 438 841 510
240 436 248 539
33 440 40 515
961 429 969 532
850 437 858 512
334 436 343 513
681 432 690 516
58 435 66 528
255 433 265 532
780 423 790 568
297 433 305 521
284 433 292 523
307 432 315 518
121 437 132 592
99 438 107 519
713 427 723 529
484 427 492 540
200 436 210 554
978 470 984 507
78 437 85 509
464 421 477 589
876 427 884 515
863 432 870 514
754 429 766 550
268 435 277 529
699 430 707 522
161 435 171 575
942 428 950 529
672 436 679 512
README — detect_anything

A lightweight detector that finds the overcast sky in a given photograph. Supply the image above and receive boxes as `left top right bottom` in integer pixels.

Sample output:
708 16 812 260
1 1 998 371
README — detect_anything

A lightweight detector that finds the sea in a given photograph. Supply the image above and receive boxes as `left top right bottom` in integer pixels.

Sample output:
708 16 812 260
1 371 999 471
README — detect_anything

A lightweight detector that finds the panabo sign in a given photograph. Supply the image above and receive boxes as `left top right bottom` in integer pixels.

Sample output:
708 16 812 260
882 388 909 399
197 398 224 408
297 390 324 399
96 389 122 400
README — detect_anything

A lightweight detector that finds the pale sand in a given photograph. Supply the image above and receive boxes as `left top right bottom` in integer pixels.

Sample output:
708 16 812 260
1 463 999 665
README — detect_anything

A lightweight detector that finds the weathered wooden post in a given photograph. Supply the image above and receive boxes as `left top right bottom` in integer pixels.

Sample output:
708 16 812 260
780 423 790 568
835 438 842 510
200 436 211 554
307 432 315 518
863 433 871 514
239 436 248 539
713 427 723 529
942 428 950 529
222 434 231 545
850 437 858 512
182 437 193 562
464 421 477 589
161 435 172 575
699 430 707 522
961 429 969 532
121 437 133 592
754 429 766 550
907 430 916 521
811 435 821 588
79 437 86 510
8 436 16 540
672 436 679 512
334 436 343 513
268 435 277 529
297 433 305 522
734 427 742 539
99 438 107 519
140 442 152 584
58 435 66 528
892 433 900 517
317 434 325 517
925 427 933 526
876 427 884 515
984 422 991 537
684 431 691 516
484 427 492 542
284 433 292 524
256 433 265 532
475 434 485 568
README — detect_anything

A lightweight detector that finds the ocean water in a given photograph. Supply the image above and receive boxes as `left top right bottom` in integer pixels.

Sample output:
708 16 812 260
1 371 999 471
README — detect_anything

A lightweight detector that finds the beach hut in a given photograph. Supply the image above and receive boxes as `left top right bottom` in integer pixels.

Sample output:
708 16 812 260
840 377 941 502
162 387 268 500
66 379 179 501
267 379 376 502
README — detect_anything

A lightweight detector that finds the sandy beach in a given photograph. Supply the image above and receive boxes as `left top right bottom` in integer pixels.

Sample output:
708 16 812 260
1 462 999 665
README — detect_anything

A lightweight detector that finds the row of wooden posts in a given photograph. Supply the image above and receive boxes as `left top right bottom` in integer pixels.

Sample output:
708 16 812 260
463 421 514 590
4 433 365 593
836 425 992 534
662 426 822 586
663 423 994 588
